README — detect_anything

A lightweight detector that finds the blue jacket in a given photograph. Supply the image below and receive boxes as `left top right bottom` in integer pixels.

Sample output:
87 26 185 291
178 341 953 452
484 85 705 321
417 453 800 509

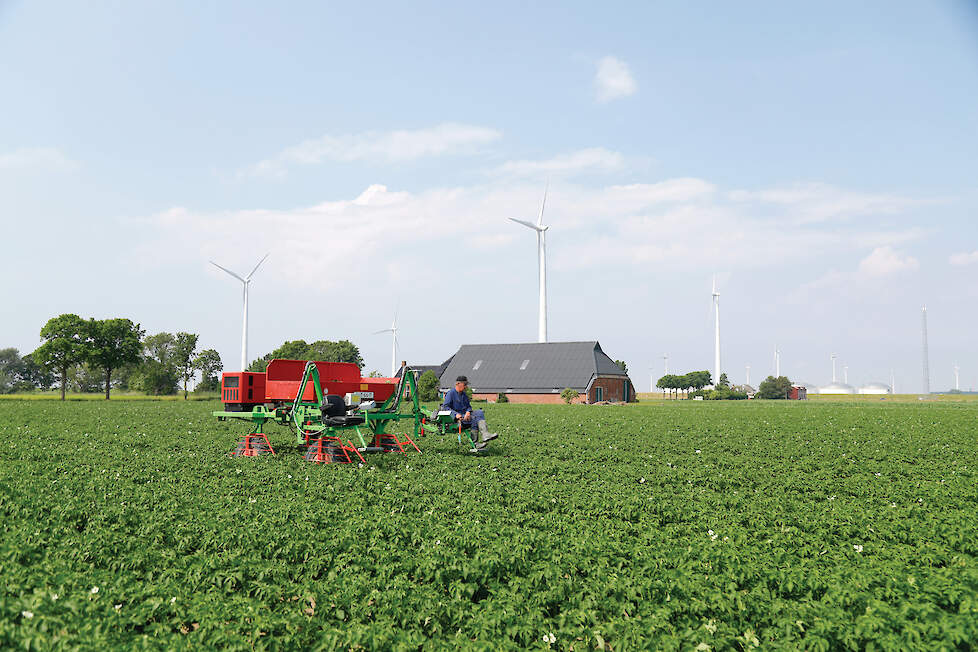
441 388 472 419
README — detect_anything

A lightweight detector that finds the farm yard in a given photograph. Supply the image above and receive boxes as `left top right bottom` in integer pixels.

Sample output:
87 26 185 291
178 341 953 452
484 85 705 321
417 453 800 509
1 399 976 650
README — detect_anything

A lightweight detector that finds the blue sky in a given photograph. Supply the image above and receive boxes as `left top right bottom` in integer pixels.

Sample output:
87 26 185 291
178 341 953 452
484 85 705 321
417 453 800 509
2 1 977 392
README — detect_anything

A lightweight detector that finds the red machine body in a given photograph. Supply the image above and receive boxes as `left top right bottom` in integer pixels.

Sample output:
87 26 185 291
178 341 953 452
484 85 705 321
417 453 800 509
220 372 266 411
220 359 398 411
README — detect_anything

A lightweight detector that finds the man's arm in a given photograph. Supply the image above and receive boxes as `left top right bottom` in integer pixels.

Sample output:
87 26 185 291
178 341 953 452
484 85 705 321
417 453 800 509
441 389 460 418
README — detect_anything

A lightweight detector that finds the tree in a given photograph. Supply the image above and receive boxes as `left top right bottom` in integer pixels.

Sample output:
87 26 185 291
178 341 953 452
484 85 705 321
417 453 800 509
614 359 628 374
172 332 199 399
249 338 365 371
86 318 144 400
16 353 53 392
193 349 223 392
0 348 21 394
34 314 88 400
134 332 179 395
417 370 440 402
561 388 580 404
757 375 792 399
717 372 730 390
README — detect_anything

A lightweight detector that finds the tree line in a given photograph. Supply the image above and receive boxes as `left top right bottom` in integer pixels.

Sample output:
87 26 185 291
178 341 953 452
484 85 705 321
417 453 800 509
247 339 364 372
656 370 714 398
0 314 222 400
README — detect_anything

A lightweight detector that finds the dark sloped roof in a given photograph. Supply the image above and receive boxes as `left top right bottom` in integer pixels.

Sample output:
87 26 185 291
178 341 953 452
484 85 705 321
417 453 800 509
393 355 454 379
439 341 628 392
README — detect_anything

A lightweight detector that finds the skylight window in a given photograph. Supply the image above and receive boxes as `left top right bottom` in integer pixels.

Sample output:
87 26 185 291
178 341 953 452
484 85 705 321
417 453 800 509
520 359 530 370
473 360 482 370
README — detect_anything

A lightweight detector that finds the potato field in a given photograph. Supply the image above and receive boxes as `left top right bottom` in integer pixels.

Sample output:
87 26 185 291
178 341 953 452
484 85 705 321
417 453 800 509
1 399 976 650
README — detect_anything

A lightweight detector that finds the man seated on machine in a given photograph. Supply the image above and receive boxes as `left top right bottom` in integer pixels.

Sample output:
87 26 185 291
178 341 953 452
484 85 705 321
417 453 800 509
441 375 498 449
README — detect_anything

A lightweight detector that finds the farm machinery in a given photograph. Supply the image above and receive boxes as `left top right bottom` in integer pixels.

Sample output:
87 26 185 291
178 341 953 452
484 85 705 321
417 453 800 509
214 359 457 462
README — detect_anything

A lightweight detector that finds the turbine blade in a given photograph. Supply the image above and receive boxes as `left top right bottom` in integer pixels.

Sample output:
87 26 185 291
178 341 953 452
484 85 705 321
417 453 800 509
246 252 270 280
373 329 393 335
210 261 245 282
509 217 541 231
537 181 549 227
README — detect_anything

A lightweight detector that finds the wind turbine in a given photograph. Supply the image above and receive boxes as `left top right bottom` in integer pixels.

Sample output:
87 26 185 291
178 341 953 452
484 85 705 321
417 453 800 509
712 276 721 386
954 363 960 391
774 345 781 377
210 253 269 372
830 353 838 383
373 310 400 378
663 353 669 375
746 364 751 386
509 184 550 343
843 364 849 385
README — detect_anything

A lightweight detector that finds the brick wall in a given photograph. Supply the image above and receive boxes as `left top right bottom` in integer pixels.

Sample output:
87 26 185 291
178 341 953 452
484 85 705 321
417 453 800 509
587 376 632 403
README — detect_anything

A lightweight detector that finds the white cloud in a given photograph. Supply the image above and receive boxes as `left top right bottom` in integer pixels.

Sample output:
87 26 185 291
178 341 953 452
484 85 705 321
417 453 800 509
856 246 919 277
135 176 922 297
729 183 921 224
0 147 74 170
247 123 501 178
594 56 637 103
492 148 625 177
950 251 978 266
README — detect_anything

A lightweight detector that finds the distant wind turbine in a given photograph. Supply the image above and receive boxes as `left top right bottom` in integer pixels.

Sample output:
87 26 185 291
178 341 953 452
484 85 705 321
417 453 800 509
954 363 960 391
746 364 751 386
712 276 721 386
509 184 550 343
830 353 838 383
774 345 781 378
210 253 269 372
373 310 400 377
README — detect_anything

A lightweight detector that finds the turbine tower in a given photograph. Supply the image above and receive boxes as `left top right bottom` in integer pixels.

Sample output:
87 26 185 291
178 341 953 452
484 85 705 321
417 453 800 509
712 276 720 386
746 364 751 386
954 364 960 391
831 353 837 383
210 253 269 372
373 311 400 378
843 364 849 385
509 185 550 343
921 306 930 394
774 346 781 377
890 369 896 394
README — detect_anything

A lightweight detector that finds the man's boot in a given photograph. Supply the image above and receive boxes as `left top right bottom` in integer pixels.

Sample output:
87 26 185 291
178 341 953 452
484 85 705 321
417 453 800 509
478 420 498 443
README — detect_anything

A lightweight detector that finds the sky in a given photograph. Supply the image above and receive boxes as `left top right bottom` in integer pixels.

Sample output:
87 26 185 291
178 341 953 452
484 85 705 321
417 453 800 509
2 1 977 392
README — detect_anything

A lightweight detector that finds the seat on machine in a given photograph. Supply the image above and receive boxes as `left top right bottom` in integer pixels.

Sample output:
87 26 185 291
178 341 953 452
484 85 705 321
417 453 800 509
321 394 366 427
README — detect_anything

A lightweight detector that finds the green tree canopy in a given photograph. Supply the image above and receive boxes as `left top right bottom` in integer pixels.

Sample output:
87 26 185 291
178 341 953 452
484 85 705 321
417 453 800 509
757 375 793 399
417 370 440 402
172 332 199 399
86 318 144 400
135 332 179 395
34 314 89 400
248 339 365 371
718 372 730 389
614 359 628 374
193 349 223 392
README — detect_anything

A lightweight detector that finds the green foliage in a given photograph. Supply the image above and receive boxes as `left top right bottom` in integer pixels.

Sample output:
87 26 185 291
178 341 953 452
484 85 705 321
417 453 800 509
758 375 793 399
496 393 509 403
86 318 144 399
417 370 440 402
0 400 977 648
249 339 364 372
193 349 222 393
657 371 712 398
561 387 580 404
717 372 730 389
691 387 749 400
34 313 89 400
614 359 628 374
172 332 199 400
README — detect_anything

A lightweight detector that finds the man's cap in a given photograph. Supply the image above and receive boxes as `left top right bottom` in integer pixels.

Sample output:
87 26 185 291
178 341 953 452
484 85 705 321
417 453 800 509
456 375 468 383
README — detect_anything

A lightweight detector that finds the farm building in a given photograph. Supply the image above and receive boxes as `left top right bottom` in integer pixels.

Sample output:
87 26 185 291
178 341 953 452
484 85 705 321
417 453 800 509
789 385 808 400
434 341 635 404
